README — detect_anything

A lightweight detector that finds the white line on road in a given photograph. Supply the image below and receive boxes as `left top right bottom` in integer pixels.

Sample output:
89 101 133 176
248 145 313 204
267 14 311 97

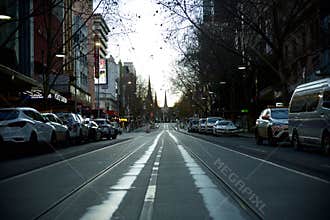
139 138 164 220
238 146 267 153
168 131 250 219
176 131 330 184
80 132 163 220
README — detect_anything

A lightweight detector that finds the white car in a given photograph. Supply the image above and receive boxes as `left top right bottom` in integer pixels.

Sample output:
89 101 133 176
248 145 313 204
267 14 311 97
55 112 88 142
0 107 56 145
42 113 70 144
206 117 223 133
213 120 241 135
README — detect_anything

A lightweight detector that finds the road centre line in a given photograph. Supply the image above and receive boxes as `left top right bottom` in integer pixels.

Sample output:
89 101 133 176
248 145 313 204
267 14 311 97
139 138 164 220
80 132 164 220
176 131 330 184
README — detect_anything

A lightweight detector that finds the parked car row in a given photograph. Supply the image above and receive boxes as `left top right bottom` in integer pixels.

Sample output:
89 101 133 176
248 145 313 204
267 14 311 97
187 117 242 135
187 78 330 155
255 78 330 154
0 107 120 148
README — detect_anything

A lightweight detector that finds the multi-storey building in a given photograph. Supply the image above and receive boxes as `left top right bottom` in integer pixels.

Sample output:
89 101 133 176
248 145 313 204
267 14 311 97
53 0 93 112
97 55 120 117
119 62 137 119
0 0 68 109
93 13 110 112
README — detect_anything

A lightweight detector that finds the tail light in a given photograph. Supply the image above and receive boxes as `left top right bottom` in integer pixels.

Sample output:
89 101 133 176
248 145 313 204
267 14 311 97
8 121 27 128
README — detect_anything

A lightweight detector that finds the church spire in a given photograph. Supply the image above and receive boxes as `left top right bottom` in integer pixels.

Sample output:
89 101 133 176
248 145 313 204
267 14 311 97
147 76 153 104
164 90 168 108
154 92 159 108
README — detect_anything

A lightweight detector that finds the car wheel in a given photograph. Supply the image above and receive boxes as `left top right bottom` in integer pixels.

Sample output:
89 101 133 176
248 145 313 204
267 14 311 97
322 133 330 155
50 132 57 147
292 132 301 151
77 129 83 144
112 134 117 140
93 130 99 141
64 131 70 147
29 132 38 146
268 129 277 146
255 130 263 145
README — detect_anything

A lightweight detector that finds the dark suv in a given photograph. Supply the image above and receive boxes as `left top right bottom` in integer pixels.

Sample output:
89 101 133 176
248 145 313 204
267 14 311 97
255 108 289 146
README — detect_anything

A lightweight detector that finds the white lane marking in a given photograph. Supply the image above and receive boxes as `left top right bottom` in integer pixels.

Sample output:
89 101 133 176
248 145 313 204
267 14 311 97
80 132 163 220
0 138 134 184
178 131 330 184
239 147 266 153
173 141 249 219
139 138 164 220
167 131 179 144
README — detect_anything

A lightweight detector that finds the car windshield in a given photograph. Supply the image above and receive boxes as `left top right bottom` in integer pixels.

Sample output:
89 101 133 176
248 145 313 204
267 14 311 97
94 120 105 125
208 118 221 123
57 114 74 122
271 109 288 119
218 121 231 126
0 110 19 121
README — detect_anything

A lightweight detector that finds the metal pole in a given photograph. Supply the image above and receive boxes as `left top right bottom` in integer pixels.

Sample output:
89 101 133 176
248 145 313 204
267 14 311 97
74 76 77 113
97 77 100 118
74 46 77 113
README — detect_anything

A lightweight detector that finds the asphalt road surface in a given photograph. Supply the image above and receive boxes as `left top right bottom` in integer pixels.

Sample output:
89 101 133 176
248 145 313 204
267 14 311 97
0 124 329 220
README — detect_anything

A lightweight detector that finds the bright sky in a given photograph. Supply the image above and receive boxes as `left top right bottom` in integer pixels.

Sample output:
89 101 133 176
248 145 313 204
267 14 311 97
97 0 180 107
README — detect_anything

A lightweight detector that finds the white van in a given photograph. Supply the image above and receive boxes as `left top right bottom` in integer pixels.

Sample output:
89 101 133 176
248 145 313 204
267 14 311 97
288 78 330 154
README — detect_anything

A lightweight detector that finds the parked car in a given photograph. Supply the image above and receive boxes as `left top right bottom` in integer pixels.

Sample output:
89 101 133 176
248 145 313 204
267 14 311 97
93 119 117 139
42 113 70 145
187 117 199 132
55 112 88 143
205 117 223 133
213 120 241 135
0 107 56 146
83 119 102 141
110 121 122 135
255 107 289 146
288 78 330 154
198 118 207 133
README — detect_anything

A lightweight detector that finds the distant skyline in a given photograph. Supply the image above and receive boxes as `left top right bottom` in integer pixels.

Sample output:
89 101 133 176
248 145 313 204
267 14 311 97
95 0 180 107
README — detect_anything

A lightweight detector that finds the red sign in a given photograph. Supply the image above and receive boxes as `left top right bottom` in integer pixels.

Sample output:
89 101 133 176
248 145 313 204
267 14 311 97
94 36 100 78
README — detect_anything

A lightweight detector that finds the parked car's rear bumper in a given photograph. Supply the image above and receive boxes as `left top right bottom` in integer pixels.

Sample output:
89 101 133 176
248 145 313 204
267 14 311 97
0 127 30 143
215 128 242 135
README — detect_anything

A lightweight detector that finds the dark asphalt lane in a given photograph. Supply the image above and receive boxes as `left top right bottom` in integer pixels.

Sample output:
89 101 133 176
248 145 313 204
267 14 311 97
0 124 328 220
177 129 330 182
0 133 156 220
0 124 258 220
172 129 330 220
0 131 144 180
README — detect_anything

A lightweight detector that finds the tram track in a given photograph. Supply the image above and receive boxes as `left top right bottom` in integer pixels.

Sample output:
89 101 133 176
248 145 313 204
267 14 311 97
31 141 148 220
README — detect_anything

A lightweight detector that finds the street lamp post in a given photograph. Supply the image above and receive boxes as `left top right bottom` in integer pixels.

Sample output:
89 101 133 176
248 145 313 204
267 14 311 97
74 45 79 113
94 35 101 118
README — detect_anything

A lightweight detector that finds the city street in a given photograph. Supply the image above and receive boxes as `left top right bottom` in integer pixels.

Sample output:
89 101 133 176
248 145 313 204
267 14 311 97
0 124 329 220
